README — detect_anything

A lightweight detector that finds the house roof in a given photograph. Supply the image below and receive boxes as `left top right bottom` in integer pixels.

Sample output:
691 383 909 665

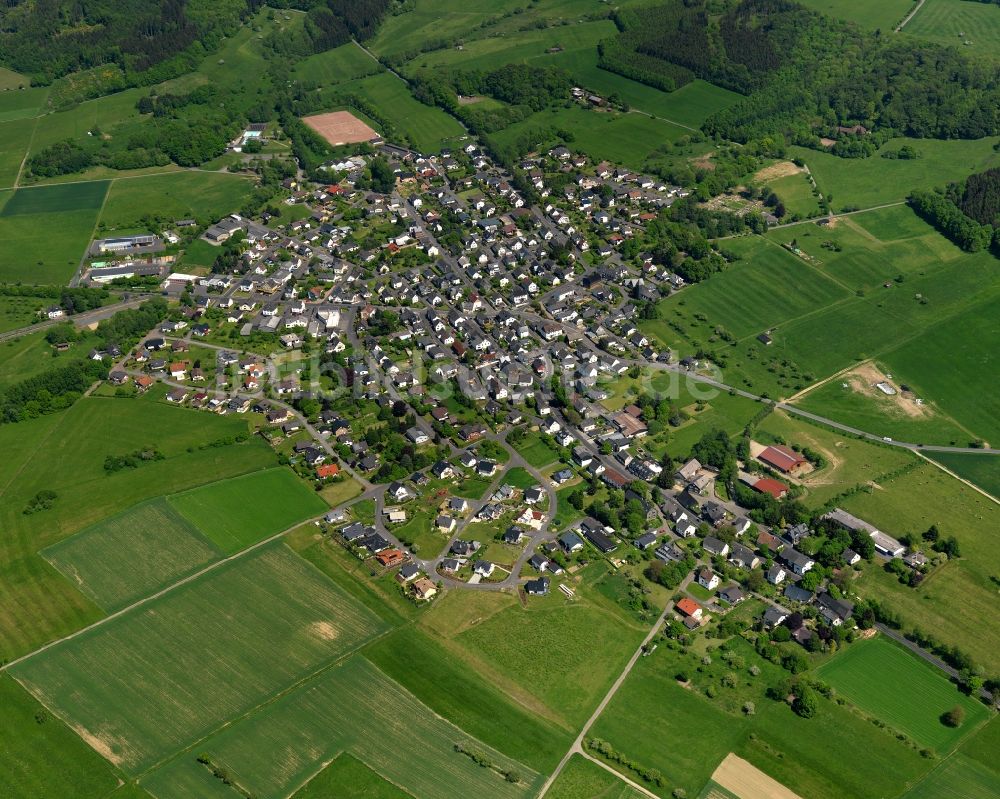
758 444 806 473
753 477 788 499
676 597 701 617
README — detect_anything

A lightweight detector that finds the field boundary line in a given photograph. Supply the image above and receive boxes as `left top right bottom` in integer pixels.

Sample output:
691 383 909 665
915 451 1000 506
577 750 661 799
897 0 928 31
12 113 42 188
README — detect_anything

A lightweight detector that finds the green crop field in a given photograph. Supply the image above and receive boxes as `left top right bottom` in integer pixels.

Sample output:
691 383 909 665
140 655 541 799
903 0 1000 58
590 639 934 799
798 0 914 30
11 543 387 774
292 42 382 86
0 395 276 661
99 172 254 231
548 754 647 799
28 88 147 155
817 636 988 751
42 498 223 612
790 137 1000 210
365 626 573 772
0 117 35 186
0 86 47 123
905 754 1000 799
0 181 109 283
457 591 645 728
843 461 1000 669
292 754 412 799
333 72 464 153
491 106 691 170
167 467 328 553
0 674 123 798
926 452 1000 499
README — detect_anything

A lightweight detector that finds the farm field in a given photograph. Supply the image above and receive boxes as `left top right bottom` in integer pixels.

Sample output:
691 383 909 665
332 72 464 153
0 117 35 186
903 0 1000 58
756 410 916 505
589 640 934 799
0 674 123 799
98 172 254 231
798 0 913 30
0 85 47 122
789 136 1000 210
548 754 647 799
904 754 1000 799
767 172 823 218
291 754 411 799
0 395 276 661
141 655 541 799
457 588 645 728
842 461 1000 670
816 636 988 751
491 105 691 170
167 467 328 553
292 41 382 85
0 66 30 89
364 625 573 772
41 498 223 612
926 452 1000 499
0 181 108 283
11 543 387 774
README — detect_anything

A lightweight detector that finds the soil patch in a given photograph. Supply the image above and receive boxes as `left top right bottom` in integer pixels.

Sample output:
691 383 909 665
711 753 804 799
843 362 931 419
754 160 804 182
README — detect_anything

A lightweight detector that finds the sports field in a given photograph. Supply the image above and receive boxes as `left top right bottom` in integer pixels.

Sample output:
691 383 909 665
167 467 328 553
817 636 987 751
903 0 1000 58
303 110 379 145
42 498 223 612
0 396 276 662
12 543 387 774
0 181 108 283
333 72 464 153
141 655 541 799
99 172 254 231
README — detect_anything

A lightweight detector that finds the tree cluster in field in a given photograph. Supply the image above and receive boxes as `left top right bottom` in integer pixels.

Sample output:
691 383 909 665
0 284 108 315
907 190 993 253
452 742 520 784
586 738 665 788
23 490 58 515
196 753 255 799
600 0 1000 146
104 448 165 473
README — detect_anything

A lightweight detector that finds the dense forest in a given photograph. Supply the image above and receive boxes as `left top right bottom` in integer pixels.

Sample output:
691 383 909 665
601 0 1000 146
908 190 994 253
950 166 1000 227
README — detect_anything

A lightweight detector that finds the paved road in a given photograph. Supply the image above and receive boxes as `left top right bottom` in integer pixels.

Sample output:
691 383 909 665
537 579 689 798
0 297 150 343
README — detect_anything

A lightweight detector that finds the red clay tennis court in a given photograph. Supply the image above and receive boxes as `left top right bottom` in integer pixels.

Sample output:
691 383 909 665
302 111 379 146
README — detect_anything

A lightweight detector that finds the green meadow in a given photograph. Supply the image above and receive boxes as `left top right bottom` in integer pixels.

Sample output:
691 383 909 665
0 117 35 186
0 395 276 661
12 543 387 774
548 754 647 799
903 0 1000 59
817 636 988 751
98 172 254 231
798 0 914 30
42 498 222 612
292 41 382 85
168 467 328 554
291 754 411 799
926 452 1000 499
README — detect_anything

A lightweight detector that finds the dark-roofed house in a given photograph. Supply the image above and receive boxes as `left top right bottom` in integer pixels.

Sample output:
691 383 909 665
719 585 744 605
781 548 814 576
525 576 550 595
702 536 729 558
559 531 585 553
728 543 760 570
634 532 658 550
817 592 854 626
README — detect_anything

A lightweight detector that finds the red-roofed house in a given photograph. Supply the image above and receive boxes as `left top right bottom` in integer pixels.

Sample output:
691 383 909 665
758 444 807 474
676 597 703 619
316 463 340 479
753 477 789 500
376 548 406 568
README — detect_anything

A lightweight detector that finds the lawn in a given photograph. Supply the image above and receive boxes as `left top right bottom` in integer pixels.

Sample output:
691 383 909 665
817 636 988 751
292 754 411 799
903 0 1000 59
548 754 648 799
167 467 328 553
363 626 574 772
503 465 543 491
797 0 913 30
842 461 1000 670
0 181 109 283
457 591 645 728
789 136 1000 210
41 498 222 612
140 655 542 799
98 172 254 231
0 395 276 661
11 542 387 774
332 72 464 153
513 431 562 468
0 674 123 799
925 452 1000 499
